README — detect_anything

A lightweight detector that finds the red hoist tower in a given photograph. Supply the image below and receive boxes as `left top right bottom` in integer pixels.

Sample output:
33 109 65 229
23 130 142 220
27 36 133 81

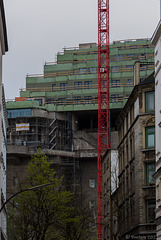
97 0 110 239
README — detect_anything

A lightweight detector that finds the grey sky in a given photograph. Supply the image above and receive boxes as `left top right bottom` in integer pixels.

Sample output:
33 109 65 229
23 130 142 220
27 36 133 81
3 0 160 100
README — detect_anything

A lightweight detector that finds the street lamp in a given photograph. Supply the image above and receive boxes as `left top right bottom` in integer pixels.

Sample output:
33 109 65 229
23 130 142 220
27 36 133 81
0 182 55 213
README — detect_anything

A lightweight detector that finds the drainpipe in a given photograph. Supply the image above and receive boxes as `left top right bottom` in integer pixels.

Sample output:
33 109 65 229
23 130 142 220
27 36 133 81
0 83 2 240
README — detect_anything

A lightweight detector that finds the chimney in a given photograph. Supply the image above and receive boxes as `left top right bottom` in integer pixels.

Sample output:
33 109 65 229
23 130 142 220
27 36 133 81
134 61 140 85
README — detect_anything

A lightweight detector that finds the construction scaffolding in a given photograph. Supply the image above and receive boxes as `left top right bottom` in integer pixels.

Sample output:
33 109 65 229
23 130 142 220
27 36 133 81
7 116 49 149
7 110 69 151
7 109 81 193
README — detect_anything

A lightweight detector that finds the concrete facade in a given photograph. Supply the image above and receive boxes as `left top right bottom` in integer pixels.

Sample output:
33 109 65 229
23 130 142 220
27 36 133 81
151 20 161 239
6 107 98 238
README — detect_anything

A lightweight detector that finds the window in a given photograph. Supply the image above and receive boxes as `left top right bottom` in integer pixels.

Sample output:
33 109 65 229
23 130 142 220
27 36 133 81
104 182 107 194
126 146 129 169
89 67 96 74
73 69 79 75
118 46 125 50
8 109 31 118
107 201 110 214
103 162 107 173
145 126 155 148
107 178 110 188
84 81 92 89
115 55 123 61
104 204 107 216
74 97 81 105
111 66 119 73
14 177 19 186
89 200 95 209
130 201 134 221
84 96 92 104
46 98 55 104
107 224 110 238
145 91 155 112
104 226 107 239
147 201 156 223
130 138 133 159
146 163 155 186
140 65 147 71
127 54 135 58
111 94 119 103
60 83 68 91
114 220 117 234
127 79 132 86
129 45 137 49
89 178 95 188
112 80 120 87
138 53 147 60
34 99 42 106
58 98 66 105
126 65 133 70
80 68 87 74
74 82 82 90
52 84 56 92
143 44 150 49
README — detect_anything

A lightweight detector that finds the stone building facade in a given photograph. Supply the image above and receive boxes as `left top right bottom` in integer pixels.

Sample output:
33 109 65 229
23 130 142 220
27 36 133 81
151 20 161 239
102 131 119 239
0 87 8 240
102 149 119 240
115 71 156 239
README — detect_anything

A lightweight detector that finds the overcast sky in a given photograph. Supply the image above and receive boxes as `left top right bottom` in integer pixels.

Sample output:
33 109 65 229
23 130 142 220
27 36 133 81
3 0 160 100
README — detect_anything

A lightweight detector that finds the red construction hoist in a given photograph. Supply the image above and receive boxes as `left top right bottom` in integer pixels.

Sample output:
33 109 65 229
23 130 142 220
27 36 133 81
97 0 110 239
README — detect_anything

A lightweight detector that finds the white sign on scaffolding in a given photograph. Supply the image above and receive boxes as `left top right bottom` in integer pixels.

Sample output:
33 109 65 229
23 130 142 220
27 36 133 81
16 123 30 131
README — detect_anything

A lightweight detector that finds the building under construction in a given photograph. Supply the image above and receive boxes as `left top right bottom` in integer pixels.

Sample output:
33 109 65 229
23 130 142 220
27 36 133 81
6 39 154 236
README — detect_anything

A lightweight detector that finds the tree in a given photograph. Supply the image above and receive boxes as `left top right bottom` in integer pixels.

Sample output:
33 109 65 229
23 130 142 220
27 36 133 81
7 150 93 240
53 194 95 240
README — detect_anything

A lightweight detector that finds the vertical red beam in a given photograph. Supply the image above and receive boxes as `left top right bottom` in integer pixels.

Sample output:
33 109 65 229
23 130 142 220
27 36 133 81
98 0 110 239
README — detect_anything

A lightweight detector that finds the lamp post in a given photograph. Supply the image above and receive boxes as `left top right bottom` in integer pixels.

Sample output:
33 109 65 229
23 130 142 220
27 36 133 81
0 182 55 213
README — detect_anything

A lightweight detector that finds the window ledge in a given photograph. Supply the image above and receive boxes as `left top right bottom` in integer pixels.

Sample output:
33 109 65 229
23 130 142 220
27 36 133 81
142 185 156 189
145 111 155 114
141 148 155 152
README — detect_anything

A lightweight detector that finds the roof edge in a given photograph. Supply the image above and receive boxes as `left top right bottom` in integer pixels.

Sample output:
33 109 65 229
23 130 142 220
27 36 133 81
0 0 8 52
151 20 161 46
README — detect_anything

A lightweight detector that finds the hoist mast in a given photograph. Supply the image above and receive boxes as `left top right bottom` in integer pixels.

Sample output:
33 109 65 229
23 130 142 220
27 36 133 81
97 0 110 239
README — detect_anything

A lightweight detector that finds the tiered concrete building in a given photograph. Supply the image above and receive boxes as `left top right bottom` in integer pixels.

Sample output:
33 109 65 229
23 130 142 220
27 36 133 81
6 39 154 153
18 39 154 112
